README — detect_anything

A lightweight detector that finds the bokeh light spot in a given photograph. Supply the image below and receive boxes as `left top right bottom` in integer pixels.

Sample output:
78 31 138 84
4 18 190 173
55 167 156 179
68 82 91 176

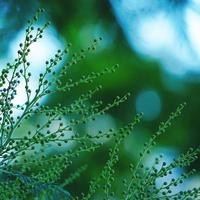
85 114 116 143
0 26 64 111
135 90 161 121
144 147 184 194
110 0 200 77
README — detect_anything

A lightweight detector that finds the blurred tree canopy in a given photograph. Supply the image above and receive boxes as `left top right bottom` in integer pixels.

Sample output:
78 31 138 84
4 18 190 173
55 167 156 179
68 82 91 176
39 0 200 150
0 0 199 196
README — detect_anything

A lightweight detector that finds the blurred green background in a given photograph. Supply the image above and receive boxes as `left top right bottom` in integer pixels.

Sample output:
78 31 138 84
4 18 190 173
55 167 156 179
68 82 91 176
0 0 199 197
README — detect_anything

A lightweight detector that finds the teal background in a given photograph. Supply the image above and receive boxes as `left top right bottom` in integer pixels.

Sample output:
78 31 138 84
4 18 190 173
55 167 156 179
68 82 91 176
0 0 199 197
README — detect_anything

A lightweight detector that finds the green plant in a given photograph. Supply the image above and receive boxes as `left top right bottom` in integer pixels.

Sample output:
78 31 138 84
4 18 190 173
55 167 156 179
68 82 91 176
0 9 199 200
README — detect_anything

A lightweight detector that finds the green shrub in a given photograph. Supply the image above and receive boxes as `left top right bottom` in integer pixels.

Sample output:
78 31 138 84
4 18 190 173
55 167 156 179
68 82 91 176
0 9 199 200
